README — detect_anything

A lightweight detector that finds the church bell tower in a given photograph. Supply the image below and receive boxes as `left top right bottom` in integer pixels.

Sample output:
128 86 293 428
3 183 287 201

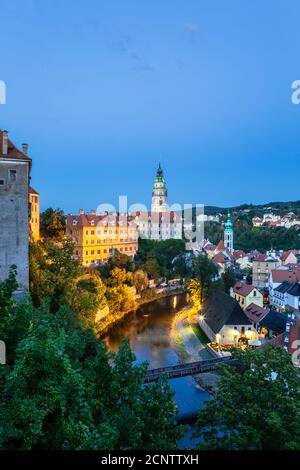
224 211 234 253
151 163 168 212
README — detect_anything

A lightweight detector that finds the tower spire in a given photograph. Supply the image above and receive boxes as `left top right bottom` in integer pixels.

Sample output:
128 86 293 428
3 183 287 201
151 162 168 212
224 211 234 253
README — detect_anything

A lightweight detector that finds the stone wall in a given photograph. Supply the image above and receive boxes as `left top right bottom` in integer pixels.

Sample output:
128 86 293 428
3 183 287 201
0 159 29 290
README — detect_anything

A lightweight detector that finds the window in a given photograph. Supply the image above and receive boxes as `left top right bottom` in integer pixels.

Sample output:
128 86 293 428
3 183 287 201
253 291 256 296
9 169 17 182
0 180 4 185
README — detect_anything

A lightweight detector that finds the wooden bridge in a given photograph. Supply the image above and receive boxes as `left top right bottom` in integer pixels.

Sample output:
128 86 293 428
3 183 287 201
144 356 234 383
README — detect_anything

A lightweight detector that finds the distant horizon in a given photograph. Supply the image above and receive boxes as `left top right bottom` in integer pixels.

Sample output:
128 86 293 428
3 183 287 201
1 1 300 212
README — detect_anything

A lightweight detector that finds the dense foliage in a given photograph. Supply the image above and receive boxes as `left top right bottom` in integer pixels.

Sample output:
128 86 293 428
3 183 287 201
40 208 66 238
195 347 300 450
135 239 186 280
205 219 300 252
187 255 218 306
0 269 185 450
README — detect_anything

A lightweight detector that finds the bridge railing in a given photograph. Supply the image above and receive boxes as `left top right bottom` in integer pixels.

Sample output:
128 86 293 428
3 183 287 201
146 355 233 376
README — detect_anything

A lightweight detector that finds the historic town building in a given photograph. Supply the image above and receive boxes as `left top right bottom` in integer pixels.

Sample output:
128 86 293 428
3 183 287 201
66 211 139 266
0 130 33 291
29 186 40 241
132 163 182 241
199 290 259 345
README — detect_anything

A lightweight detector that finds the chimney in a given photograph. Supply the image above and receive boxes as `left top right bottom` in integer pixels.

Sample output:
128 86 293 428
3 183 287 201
2 130 8 155
79 209 84 215
22 143 29 155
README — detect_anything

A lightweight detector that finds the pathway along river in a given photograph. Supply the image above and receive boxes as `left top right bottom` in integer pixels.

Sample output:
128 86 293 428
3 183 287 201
102 293 211 447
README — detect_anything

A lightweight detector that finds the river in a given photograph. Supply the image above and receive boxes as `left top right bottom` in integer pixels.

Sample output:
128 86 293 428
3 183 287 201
102 293 211 448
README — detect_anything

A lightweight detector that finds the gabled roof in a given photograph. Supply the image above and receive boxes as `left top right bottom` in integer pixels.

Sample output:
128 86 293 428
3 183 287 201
215 240 225 250
275 281 300 297
29 186 39 195
288 320 300 354
233 250 247 260
259 309 287 334
244 303 269 323
281 250 300 262
0 129 32 166
213 252 230 264
201 290 252 334
271 267 300 284
233 282 256 297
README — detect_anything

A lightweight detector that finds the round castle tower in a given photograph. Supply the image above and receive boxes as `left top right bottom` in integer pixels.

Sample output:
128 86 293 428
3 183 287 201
151 163 168 212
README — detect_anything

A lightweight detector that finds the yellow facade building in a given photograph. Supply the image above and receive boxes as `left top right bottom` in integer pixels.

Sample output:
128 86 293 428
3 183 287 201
66 211 139 266
29 186 40 241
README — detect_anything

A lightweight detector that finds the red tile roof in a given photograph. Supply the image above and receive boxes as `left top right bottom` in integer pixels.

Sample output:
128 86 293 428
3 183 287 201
0 129 32 166
66 213 138 228
288 320 300 355
233 250 247 260
244 303 269 323
270 267 300 284
281 250 299 262
233 282 256 297
213 252 228 264
29 186 39 195
215 240 225 250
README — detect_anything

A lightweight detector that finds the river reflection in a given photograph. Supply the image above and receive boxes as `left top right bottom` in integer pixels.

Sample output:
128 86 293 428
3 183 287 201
102 294 210 432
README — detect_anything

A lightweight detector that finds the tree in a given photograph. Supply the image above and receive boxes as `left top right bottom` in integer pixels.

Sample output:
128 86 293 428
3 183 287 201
191 255 218 304
135 239 186 279
194 347 300 450
41 208 65 238
0 276 185 450
187 279 201 309
131 269 148 294
72 273 107 330
143 256 161 281
0 265 18 316
107 267 130 287
29 238 81 311
222 268 236 294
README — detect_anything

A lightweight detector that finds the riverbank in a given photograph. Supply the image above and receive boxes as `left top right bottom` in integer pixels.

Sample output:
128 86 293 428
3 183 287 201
171 306 220 394
97 287 185 337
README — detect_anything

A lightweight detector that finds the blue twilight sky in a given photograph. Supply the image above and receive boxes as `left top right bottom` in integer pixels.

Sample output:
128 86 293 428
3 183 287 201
1 0 300 213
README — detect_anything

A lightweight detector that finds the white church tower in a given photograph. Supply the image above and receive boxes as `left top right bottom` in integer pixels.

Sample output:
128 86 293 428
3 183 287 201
151 163 168 212
224 211 234 253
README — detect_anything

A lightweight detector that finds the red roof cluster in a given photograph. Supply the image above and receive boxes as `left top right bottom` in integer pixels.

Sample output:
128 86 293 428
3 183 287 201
66 213 138 228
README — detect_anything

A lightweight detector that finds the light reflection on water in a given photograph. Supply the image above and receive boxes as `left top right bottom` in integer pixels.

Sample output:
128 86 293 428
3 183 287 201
102 294 211 447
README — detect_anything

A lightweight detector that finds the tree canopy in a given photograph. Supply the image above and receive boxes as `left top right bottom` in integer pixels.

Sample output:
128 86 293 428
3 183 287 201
0 268 185 450
194 347 300 450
